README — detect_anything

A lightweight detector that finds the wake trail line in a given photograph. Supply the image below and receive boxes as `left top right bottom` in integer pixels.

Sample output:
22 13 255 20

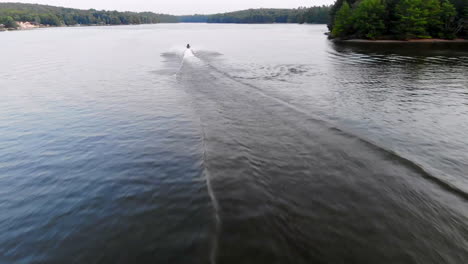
178 48 221 264
198 54 468 201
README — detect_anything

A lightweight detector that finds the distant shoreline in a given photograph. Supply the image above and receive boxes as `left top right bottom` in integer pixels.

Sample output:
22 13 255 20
0 2 330 31
0 23 155 32
1 22 327 32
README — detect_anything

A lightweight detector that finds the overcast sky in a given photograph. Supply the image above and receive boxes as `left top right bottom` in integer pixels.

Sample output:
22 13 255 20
1 0 336 15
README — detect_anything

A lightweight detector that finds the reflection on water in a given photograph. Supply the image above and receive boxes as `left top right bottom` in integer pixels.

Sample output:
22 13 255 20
0 24 467 264
331 41 468 57
326 42 468 194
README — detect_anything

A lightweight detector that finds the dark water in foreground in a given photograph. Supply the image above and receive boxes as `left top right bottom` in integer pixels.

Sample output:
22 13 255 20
1 24 467 264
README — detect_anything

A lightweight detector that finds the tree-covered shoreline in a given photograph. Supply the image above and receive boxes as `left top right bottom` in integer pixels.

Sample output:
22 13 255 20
0 2 331 30
180 7 331 24
329 0 468 40
0 2 178 29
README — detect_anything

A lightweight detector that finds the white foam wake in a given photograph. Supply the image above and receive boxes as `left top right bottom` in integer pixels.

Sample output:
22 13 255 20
184 48 195 58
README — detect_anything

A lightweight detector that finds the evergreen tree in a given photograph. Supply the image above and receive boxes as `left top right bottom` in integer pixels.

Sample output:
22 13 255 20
332 1 354 38
440 0 458 38
395 0 430 39
425 0 443 37
328 0 359 30
353 0 387 39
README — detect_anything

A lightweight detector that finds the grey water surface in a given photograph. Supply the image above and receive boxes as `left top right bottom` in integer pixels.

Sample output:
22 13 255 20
1 24 467 264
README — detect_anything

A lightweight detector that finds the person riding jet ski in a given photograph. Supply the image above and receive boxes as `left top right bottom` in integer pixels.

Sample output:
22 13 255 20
186 44 191 49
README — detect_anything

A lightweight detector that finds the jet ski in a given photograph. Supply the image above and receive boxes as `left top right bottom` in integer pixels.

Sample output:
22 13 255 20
186 44 191 49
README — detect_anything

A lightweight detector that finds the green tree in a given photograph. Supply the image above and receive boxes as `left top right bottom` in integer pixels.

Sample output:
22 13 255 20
39 13 62 26
328 0 359 30
331 1 354 38
63 14 76 25
33 15 41 24
440 0 458 38
395 0 430 39
1 16 18 28
353 0 387 39
425 0 443 37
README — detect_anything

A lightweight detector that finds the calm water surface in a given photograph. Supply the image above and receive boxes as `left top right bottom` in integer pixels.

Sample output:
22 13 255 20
1 24 468 264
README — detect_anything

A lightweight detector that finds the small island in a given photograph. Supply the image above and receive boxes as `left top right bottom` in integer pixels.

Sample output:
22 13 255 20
328 0 468 41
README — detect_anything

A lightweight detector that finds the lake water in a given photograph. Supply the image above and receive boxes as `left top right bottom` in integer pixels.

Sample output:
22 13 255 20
1 24 467 264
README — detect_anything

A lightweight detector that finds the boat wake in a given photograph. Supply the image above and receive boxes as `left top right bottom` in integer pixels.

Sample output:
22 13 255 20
167 48 468 264
176 49 468 201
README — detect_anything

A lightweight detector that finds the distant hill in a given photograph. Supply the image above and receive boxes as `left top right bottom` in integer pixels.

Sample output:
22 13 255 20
0 2 178 28
0 2 331 29
180 7 331 24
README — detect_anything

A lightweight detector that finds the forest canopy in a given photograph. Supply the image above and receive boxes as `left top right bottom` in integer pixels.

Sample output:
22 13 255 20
329 0 468 39
180 7 331 24
0 2 178 27
0 3 331 29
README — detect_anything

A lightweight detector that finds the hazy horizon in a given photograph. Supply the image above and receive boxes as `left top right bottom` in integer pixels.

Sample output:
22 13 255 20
0 0 336 15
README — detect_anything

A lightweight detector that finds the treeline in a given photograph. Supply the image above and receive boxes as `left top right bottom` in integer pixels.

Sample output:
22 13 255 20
180 7 331 24
329 0 468 39
0 2 177 28
0 2 332 30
